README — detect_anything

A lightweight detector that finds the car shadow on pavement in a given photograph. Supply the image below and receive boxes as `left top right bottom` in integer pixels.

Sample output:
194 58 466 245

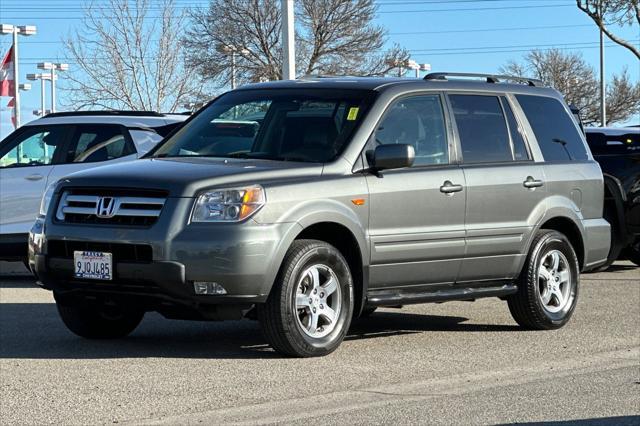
0 276 37 287
602 263 638 273
501 415 640 426
0 302 518 360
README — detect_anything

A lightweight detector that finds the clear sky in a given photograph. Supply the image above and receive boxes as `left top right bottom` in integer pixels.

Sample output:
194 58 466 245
1 0 638 138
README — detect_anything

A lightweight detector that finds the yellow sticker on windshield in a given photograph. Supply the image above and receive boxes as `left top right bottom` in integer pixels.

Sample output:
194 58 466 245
347 107 359 121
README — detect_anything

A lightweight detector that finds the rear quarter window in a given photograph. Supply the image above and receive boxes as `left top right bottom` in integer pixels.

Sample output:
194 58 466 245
516 95 588 162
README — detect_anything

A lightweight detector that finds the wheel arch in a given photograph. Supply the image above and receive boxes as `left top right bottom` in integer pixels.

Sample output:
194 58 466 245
537 216 585 270
262 205 369 315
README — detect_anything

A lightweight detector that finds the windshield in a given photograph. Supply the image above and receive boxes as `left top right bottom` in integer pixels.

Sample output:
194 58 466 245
150 89 376 163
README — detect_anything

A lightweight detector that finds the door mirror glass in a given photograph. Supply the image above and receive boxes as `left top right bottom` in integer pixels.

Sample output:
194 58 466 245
371 144 415 170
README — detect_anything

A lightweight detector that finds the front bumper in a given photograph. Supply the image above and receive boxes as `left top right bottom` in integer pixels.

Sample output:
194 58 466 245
30 215 301 308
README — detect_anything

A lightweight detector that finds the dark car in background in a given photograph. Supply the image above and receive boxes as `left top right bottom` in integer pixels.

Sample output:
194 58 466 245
585 127 640 268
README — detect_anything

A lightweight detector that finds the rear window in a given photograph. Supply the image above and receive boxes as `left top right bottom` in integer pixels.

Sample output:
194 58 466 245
586 131 639 155
516 95 588 162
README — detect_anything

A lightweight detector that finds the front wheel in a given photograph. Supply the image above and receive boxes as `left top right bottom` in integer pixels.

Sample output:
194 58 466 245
55 293 144 339
258 239 354 357
508 230 579 330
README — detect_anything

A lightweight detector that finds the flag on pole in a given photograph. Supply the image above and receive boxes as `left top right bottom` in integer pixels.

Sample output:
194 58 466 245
0 46 15 97
1 46 17 129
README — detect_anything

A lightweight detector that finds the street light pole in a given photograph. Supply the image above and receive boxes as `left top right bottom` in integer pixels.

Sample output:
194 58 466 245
599 27 606 127
27 73 52 114
231 51 236 89
12 28 19 126
281 0 295 80
37 62 68 113
40 78 45 113
0 24 37 128
51 66 56 112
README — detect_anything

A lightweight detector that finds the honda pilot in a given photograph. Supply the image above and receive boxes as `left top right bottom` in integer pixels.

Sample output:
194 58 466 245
30 73 610 357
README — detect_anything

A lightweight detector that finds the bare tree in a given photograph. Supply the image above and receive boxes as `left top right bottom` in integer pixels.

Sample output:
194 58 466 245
502 49 640 125
63 0 203 111
576 0 640 59
183 0 409 91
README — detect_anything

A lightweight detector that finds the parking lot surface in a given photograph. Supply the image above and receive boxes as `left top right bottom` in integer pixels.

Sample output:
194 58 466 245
1 262 638 425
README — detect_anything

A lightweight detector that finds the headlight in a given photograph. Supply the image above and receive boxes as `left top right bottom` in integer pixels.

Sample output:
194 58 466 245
39 182 57 217
191 185 265 222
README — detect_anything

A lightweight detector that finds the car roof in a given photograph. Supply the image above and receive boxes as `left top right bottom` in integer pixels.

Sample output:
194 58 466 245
585 126 640 136
236 76 560 97
23 112 189 128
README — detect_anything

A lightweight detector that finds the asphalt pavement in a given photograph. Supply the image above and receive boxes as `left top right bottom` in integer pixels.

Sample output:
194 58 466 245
0 261 638 425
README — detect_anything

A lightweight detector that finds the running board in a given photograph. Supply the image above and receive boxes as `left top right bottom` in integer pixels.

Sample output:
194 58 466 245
366 284 518 307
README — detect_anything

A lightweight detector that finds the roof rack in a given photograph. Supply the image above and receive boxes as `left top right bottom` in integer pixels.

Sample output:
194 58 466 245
424 72 543 87
44 110 165 118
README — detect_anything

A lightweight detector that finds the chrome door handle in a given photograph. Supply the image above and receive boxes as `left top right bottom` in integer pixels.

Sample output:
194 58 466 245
440 180 463 194
523 176 544 188
25 174 44 181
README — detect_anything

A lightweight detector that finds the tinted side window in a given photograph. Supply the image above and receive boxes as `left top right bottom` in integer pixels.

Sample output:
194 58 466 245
516 95 588 162
67 125 135 163
501 98 531 161
450 95 512 164
0 126 68 168
373 95 449 166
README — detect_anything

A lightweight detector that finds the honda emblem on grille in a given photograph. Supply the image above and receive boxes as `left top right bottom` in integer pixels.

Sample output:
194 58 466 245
96 197 118 218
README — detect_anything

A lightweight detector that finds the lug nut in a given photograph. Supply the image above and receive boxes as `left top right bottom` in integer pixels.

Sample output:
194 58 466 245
320 304 324 309
312 308 316 313
313 289 317 294
320 292 325 298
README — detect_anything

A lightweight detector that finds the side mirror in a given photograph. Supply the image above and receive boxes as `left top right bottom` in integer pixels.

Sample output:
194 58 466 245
370 144 415 171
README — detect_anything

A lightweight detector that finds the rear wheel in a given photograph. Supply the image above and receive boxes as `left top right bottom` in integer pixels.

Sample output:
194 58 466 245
258 239 353 357
55 294 144 339
508 230 579 330
625 240 640 267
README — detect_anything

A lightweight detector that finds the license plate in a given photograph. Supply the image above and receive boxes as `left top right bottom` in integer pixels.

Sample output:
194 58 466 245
73 251 112 280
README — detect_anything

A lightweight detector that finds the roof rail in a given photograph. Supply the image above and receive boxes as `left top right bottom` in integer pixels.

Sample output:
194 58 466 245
424 72 543 87
44 110 165 118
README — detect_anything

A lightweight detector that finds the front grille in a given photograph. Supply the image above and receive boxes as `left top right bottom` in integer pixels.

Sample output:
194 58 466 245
47 240 153 263
55 188 167 227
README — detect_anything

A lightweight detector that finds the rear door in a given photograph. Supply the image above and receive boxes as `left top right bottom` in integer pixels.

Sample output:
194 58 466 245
0 125 71 235
366 93 466 290
48 123 138 183
448 93 546 283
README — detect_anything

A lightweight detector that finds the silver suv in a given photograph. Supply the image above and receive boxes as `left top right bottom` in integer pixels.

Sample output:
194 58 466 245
30 73 611 357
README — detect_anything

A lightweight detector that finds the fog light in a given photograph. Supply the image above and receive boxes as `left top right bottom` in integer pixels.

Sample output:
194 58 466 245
193 281 227 295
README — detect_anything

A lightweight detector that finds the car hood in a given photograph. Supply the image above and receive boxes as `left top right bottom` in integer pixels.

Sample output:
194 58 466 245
55 157 324 197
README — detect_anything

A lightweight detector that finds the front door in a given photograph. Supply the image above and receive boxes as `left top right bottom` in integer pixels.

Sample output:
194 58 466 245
366 93 466 290
0 125 70 235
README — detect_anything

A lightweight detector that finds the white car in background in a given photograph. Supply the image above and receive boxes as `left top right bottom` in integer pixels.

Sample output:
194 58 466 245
0 111 189 262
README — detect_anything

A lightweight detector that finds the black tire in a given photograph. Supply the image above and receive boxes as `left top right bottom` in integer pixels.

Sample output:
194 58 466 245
258 239 354 357
55 294 144 339
625 240 640 267
508 230 580 330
